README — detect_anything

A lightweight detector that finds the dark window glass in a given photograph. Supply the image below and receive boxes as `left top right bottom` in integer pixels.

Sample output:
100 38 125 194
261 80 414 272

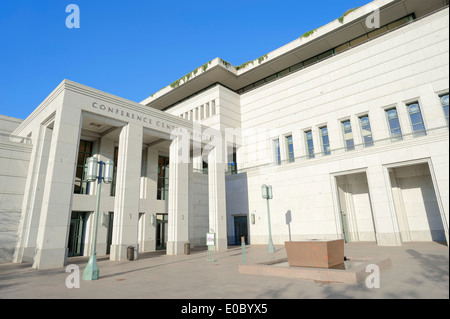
386 108 402 141
306 131 315 159
440 94 449 125
74 140 93 194
286 135 295 162
359 116 374 147
407 102 426 137
342 120 355 151
321 127 331 155
157 156 169 200
274 139 281 165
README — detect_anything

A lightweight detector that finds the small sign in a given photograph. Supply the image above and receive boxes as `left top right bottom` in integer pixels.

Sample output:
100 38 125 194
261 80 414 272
206 233 215 246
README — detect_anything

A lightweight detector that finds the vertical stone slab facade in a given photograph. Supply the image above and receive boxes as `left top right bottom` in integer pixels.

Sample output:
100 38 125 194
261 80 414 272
33 104 82 269
110 123 143 261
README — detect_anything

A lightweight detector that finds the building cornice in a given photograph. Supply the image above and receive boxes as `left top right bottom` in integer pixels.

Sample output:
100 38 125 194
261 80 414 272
13 79 219 140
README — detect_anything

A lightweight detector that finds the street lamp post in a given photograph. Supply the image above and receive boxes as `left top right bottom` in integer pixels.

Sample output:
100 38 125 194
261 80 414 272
82 156 114 281
261 184 275 253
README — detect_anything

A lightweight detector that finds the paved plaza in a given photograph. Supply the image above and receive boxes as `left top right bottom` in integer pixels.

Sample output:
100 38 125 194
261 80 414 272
0 242 448 300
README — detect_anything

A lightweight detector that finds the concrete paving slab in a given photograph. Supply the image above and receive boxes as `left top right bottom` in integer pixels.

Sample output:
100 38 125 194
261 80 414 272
0 242 448 300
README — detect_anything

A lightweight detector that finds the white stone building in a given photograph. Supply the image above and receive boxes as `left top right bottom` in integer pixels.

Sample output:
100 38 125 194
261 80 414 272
0 0 448 269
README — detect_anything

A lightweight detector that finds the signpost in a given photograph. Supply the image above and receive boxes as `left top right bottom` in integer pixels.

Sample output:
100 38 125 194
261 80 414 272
261 184 275 253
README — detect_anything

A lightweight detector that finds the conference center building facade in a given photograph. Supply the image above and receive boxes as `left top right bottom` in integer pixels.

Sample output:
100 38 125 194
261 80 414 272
0 0 448 269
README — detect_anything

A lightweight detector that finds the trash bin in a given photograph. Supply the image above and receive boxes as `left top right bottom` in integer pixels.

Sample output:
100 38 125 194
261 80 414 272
184 242 191 255
127 246 134 261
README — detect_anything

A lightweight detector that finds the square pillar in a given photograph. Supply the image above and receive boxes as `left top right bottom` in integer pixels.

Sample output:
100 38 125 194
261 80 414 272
110 123 143 261
208 147 228 251
366 165 402 246
14 125 52 263
32 105 82 269
166 135 192 255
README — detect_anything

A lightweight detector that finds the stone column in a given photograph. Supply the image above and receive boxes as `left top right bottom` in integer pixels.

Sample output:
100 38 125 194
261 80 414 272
366 164 402 246
87 136 114 256
13 125 52 263
32 105 82 269
110 123 143 261
139 147 158 252
208 146 228 251
166 135 192 255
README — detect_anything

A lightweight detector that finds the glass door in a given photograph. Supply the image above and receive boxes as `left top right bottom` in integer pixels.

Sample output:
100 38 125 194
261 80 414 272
234 216 248 244
106 212 114 255
156 214 168 250
67 212 86 257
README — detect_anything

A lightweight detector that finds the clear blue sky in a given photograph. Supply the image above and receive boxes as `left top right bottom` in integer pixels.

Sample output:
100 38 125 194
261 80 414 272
0 0 371 120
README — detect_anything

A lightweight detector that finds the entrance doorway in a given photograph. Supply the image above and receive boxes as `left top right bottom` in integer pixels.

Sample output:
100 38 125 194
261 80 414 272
68 211 86 257
234 216 248 244
335 172 376 242
388 163 446 243
156 214 168 250
106 212 114 255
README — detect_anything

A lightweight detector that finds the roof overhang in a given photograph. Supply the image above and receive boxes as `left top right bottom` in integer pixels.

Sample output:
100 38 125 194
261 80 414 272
141 0 448 111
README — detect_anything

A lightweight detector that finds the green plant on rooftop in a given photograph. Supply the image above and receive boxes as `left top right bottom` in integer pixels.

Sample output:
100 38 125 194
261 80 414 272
235 60 254 70
300 29 317 39
338 7 360 23
201 62 209 71
257 54 268 64
170 60 213 89
220 59 232 68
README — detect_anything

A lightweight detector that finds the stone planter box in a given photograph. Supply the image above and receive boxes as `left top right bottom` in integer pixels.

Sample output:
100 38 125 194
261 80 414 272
284 240 344 268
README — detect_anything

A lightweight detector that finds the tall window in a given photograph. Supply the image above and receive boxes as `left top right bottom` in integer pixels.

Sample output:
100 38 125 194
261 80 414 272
342 120 355 151
74 140 93 194
305 131 315 159
227 148 237 174
440 93 449 125
407 101 426 137
286 135 295 162
359 115 374 147
320 127 331 155
273 139 281 165
110 147 118 196
157 156 169 200
386 108 402 141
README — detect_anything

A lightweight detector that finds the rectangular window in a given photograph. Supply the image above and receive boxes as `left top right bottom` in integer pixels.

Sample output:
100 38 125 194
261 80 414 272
334 42 350 54
227 148 237 174
359 115 374 147
277 68 290 78
368 26 388 39
350 34 368 47
286 135 295 163
274 139 281 165
386 108 403 141
387 16 411 30
342 120 355 151
320 127 331 155
303 56 318 67
317 49 334 61
289 62 303 72
157 156 169 200
407 101 426 137
305 131 315 159
440 93 449 125
74 140 93 194
110 146 118 196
